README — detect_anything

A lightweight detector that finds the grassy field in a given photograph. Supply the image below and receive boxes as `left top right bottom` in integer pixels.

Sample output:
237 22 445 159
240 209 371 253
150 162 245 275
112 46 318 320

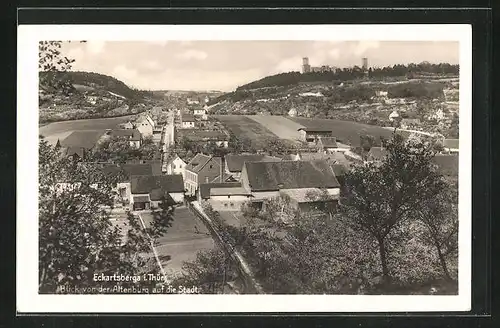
290 117 395 146
214 115 279 148
246 115 304 144
39 115 137 145
139 206 215 276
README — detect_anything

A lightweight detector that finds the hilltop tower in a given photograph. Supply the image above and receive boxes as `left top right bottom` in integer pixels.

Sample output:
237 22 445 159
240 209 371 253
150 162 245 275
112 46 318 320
362 57 369 70
302 57 311 73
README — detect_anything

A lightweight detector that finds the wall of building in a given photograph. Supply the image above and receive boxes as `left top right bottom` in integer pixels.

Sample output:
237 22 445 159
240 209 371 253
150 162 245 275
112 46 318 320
182 122 195 129
137 123 153 137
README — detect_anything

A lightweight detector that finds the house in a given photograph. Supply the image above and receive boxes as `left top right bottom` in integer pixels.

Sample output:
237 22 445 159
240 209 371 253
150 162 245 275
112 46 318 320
240 160 341 212
181 113 196 129
187 98 200 105
224 154 281 180
432 154 458 178
442 139 459 153
135 114 155 137
366 147 388 162
375 90 388 98
198 182 250 211
178 129 229 148
184 154 223 196
388 110 400 122
58 130 106 160
193 108 208 120
120 121 134 129
297 128 334 144
109 129 142 148
130 175 185 210
164 154 187 178
288 107 298 117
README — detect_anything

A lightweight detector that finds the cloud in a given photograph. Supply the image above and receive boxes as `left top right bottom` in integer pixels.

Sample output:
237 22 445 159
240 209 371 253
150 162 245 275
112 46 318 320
275 56 303 73
140 60 162 70
328 48 340 60
176 49 208 61
112 65 138 82
353 41 380 56
180 41 193 47
147 41 169 46
85 41 106 55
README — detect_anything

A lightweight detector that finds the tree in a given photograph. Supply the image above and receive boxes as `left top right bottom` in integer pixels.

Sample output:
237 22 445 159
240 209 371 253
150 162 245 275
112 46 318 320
39 41 86 94
340 133 448 285
172 247 237 294
264 138 288 156
39 137 174 293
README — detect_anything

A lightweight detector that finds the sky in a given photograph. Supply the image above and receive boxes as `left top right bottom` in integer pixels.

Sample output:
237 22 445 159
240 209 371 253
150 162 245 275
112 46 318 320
60 41 459 92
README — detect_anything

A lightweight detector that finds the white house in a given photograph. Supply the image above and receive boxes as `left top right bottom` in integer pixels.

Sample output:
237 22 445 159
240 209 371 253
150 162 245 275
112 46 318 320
181 113 196 129
288 107 298 117
429 108 446 121
388 110 400 122
135 114 155 137
164 154 187 178
187 98 200 105
193 108 208 120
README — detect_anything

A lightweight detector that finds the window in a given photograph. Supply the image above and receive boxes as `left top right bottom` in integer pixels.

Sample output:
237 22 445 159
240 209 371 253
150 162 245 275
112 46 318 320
173 164 176 169
224 203 228 207
230 203 234 207
227 195 230 199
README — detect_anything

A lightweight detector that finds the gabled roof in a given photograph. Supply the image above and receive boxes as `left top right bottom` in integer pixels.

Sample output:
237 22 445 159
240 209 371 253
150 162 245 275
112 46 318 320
210 187 251 196
185 153 212 173
122 163 153 176
111 129 142 141
318 137 338 148
60 130 105 149
166 154 187 166
199 182 241 199
367 147 388 161
330 163 349 178
131 175 185 194
63 146 85 158
182 113 196 122
243 160 340 192
432 154 458 177
225 154 280 173
443 139 459 149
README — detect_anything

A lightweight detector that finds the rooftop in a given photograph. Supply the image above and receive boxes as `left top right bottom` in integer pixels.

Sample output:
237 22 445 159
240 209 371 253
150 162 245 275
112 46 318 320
244 160 340 192
199 182 242 199
210 187 251 197
225 154 281 173
110 129 141 141
131 175 185 194
318 137 338 148
297 127 333 133
182 113 196 122
60 130 105 149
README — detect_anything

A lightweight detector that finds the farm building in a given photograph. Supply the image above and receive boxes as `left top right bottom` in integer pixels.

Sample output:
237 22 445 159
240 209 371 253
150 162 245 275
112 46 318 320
297 127 334 144
198 182 252 211
108 129 142 148
130 175 185 210
240 160 341 212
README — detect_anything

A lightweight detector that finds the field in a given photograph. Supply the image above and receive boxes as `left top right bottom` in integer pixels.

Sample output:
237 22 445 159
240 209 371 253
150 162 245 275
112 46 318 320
214 115 279 148
139 206 215 276
246 115 304 144
290 117 395 146
39 115 137 145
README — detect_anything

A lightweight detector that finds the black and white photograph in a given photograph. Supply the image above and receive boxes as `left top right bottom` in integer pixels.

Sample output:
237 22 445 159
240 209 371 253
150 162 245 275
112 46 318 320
17 24 472 313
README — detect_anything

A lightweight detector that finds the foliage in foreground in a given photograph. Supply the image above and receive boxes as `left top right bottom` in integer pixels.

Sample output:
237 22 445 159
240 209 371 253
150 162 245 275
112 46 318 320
38 137 173 293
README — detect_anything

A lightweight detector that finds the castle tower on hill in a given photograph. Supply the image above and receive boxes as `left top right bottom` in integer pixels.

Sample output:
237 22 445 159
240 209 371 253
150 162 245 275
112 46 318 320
302 57 311 73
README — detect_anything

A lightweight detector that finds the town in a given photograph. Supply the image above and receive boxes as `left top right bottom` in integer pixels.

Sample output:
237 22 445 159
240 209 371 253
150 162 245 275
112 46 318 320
38 43 460 296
